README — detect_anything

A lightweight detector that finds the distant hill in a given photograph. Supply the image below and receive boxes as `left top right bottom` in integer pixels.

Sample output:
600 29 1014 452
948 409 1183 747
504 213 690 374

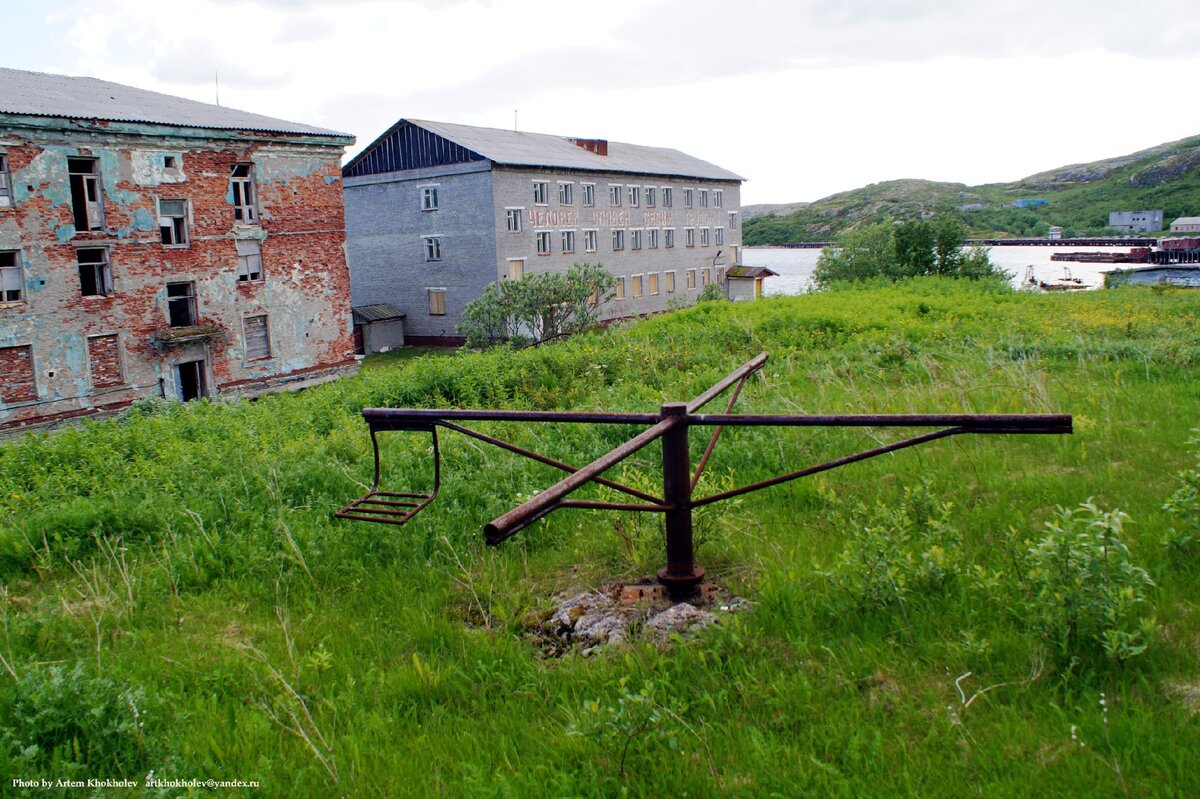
743 134 1200 244
742 201 810 220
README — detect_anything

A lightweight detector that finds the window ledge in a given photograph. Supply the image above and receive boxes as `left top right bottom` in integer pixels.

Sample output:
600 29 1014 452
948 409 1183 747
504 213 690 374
153 324 223 346
0 300 27 310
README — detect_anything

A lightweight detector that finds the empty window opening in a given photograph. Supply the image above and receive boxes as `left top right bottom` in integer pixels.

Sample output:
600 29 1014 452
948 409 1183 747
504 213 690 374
166 281 197 327
159 199 188 246
77 248 112 297
1 251 22 302
176 359 207 402
68 157 104 231
230 164 257 222
244 315 271 360
163 155 178 170
236 239 263 281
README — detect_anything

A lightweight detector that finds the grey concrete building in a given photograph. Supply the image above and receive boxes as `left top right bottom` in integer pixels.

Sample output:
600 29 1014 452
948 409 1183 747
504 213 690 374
1108 210 1163 233
342 119 744 345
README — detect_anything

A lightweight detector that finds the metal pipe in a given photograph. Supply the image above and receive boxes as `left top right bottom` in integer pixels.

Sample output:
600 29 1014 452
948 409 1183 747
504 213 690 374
659 402 703 596
362 407 659 428
689 413 1072 433
685 352 769 413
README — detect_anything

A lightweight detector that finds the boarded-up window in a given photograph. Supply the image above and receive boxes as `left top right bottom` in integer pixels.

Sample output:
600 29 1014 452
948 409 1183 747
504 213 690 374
87 334 123 388
0 345 36 403
507 259 524 280
648 272 659 295
428 289 446 316
665 271 676 293
632 274 643 298
615 277 625 300
244 315 271 359
236 239 263 281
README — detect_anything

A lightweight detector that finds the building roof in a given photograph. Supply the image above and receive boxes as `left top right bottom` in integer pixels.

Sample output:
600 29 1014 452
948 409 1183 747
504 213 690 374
726 266 779 279
347 118 744 181
0 67 351 140
352 304 406 324
1171 217 1200 226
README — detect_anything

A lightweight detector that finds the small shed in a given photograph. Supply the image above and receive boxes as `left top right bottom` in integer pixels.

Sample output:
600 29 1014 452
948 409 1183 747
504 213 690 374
352 304 406 354
724 266 778 302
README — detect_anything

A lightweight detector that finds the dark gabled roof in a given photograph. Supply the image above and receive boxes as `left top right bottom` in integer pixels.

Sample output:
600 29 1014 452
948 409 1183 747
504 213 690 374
344 118 743 181
726 266 779 279
0 67 351 140
352 304 406 324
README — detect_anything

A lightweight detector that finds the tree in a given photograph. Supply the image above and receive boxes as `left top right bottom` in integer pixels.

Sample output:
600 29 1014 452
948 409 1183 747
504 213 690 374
457 262 616 349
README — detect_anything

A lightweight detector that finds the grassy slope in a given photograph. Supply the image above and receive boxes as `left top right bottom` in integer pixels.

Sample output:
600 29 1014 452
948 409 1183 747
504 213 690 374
744 135 1200 244
1 282 1199 797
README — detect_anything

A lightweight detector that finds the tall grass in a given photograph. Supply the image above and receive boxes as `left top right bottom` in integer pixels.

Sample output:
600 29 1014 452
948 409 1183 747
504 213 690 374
1 279 1199 796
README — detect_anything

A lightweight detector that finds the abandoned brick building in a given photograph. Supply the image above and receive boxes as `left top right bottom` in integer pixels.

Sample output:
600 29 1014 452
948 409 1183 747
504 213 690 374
0 68 358 432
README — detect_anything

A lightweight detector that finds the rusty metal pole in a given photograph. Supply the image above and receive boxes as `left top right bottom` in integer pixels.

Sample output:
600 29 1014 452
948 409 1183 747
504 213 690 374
658 402 704 597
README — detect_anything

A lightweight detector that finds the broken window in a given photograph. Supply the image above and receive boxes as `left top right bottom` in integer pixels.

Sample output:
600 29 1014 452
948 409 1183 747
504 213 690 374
243 315 271 359
159 199 189 246
424 236 442 262
230 164 257 222
0 345 37 403
166 281 197 327
1 251 22 302
427 288 446 316
0 154 11 208
175 359 206 401
505 208 522 232
236 239 263 281
77 248 112 297
68 157 104 231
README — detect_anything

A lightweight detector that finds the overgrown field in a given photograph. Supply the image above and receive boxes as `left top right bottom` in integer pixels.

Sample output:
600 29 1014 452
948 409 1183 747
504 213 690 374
2 280 1199 797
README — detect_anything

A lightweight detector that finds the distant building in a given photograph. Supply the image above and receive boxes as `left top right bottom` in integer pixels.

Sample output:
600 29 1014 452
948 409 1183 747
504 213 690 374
1108 210 1163 233
1169 216 1200 234
1047 226 1064 240
1104 265 1200 288
0 68 357 432
1013 198 1049 209
958 202 989 211
342 119 744 345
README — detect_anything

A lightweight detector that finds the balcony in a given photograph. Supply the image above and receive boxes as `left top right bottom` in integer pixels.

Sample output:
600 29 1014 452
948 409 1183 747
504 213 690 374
152 323 222 347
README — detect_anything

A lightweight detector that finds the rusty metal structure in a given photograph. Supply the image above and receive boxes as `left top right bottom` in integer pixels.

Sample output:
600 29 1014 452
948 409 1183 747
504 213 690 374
337 353 1071 597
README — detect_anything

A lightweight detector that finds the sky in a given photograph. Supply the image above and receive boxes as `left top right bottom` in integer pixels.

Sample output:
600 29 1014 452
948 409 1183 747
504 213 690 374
8 0 1200 205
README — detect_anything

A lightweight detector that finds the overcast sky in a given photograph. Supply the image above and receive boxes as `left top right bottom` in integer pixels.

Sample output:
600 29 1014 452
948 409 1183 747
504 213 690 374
9 0 1200 204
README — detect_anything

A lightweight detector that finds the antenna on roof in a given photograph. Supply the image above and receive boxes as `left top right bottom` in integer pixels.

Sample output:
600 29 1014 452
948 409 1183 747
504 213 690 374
214 71 220 106
513 109 518 132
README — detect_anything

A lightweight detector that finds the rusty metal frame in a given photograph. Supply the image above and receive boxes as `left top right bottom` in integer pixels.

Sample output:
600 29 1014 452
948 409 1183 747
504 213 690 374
337 352 1072 597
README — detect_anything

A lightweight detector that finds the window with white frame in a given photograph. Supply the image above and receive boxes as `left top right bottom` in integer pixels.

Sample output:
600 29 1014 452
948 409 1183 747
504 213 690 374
558 182 574 205
662 187 673 207
236 239 263 282
0 251 22 302
428 288 447 315
627 186 640 207
507 259 525 280
664 228 675 248
420 186 439 211
684 189 693 209
728 211 738 229
244 314 271 360
582 183 595 207
715 226 725 245
714 189 723 208
645 187 656 207
584 229 598 252
612 229 625 250
424 236 442 262
630 229 642 250
648 272 659 295
685 227 695 247
631 274 643 298
700 227 710 246
686 269 696 289
648 228 659 249
615 276 625 300
77 248 111 297
609 185 622 206
561 230 576 253
230 163 257 223
506 208 523 232
664 270 676 293
158 199 188 246
533 181 549 205
536 231 552 255
699 189 709 208
0 155 11 208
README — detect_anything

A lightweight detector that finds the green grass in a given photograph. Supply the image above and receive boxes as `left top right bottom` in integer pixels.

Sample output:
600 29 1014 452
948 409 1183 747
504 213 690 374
2 280 1199 797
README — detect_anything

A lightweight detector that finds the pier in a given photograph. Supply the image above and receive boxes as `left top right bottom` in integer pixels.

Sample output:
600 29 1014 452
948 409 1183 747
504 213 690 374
771 237 1159 249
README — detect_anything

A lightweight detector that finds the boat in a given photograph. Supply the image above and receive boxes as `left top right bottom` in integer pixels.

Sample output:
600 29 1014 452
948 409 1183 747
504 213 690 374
1037 266 1088 292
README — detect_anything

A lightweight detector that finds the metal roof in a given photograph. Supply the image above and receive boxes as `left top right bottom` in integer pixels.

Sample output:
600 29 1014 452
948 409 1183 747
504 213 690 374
352 304 407 324
1171 217 1200 225
393 119 744 181
0 67 351 140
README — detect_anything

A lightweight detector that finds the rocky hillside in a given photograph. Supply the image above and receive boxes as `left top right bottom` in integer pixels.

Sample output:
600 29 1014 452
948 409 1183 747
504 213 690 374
745 134 1200 244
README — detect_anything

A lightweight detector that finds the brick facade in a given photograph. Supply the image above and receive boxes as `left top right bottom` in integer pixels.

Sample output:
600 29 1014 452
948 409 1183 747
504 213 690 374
0 100 358 432
0 345 36 403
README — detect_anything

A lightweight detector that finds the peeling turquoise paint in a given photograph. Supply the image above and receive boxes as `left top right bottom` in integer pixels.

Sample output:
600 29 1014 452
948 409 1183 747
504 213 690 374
131 208 157 232
257 156 325 183
324 175 337 185
55 225 76 243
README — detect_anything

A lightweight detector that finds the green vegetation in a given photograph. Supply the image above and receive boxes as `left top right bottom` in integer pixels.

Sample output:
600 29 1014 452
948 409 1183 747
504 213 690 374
2 281 1200 796
814 219 1001 286
744 134 1200 243
458 262 615 349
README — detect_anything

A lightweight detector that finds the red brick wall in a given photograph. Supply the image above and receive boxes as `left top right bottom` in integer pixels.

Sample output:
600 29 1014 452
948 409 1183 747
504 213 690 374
0 345 36 403
87 334 123 388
